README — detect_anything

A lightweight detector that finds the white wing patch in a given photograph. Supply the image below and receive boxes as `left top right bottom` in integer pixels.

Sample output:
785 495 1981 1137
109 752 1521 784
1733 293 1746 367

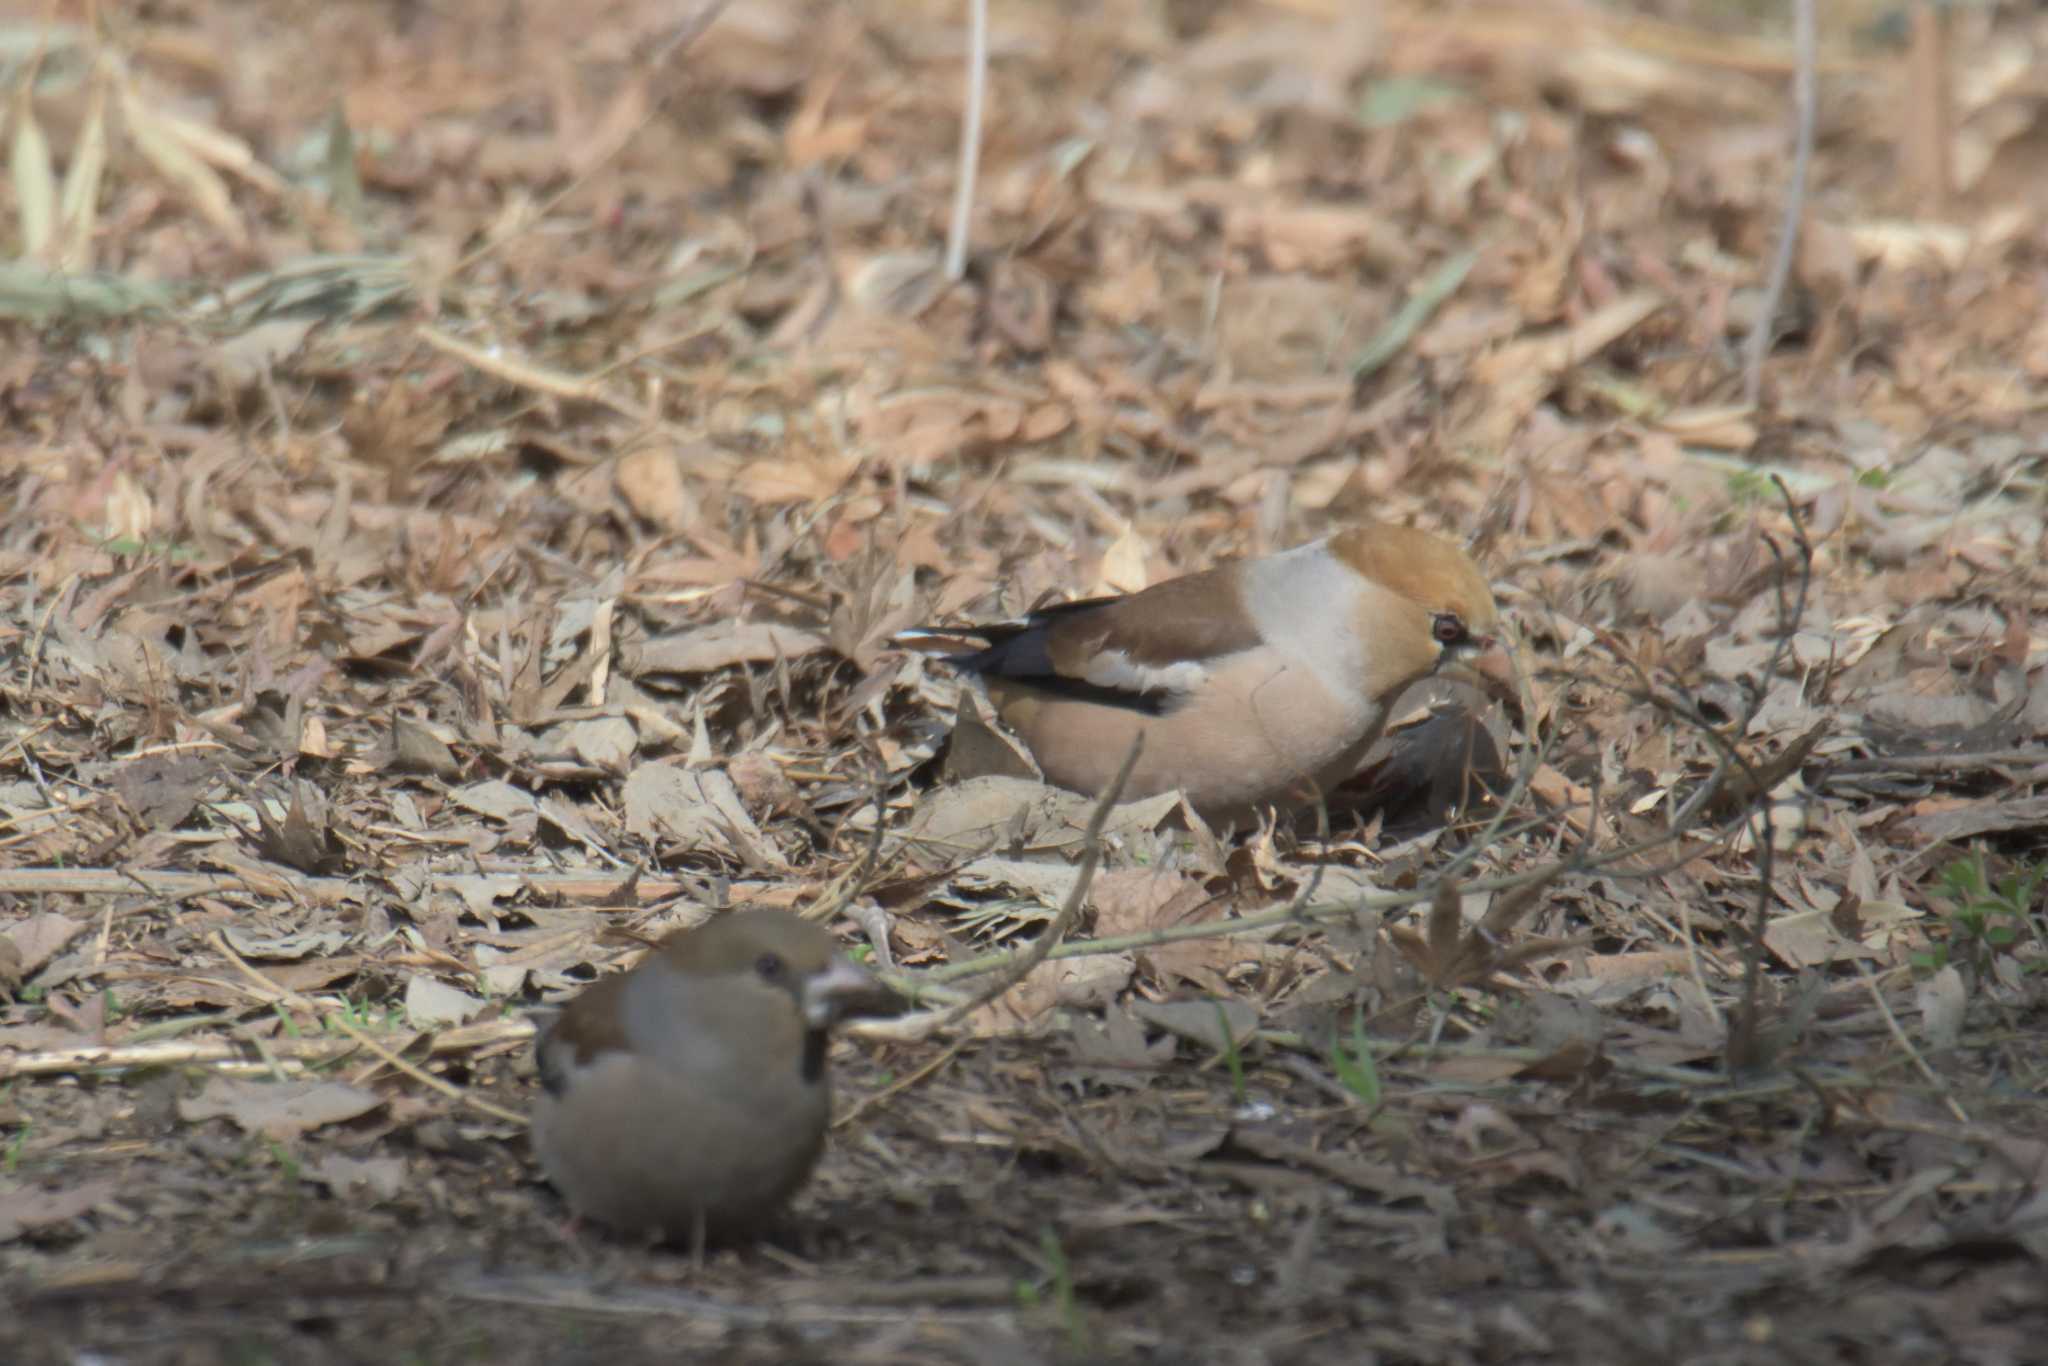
1081 650 1210 702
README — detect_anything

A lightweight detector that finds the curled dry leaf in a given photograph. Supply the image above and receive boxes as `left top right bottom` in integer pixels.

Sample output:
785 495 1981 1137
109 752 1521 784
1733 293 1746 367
1090 868 1261 994
178 1077 385 1139
965 953 1135 1036
3 914 90 981
404 973 488 1028
632 621 827 677
897 776 1178 865
941 691 1045 786
614 447 696 531
0 1180 120 1244
621 763 786 869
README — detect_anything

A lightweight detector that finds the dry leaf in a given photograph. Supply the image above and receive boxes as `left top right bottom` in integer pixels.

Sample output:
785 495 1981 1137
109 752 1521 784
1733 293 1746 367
179 1078 385 1138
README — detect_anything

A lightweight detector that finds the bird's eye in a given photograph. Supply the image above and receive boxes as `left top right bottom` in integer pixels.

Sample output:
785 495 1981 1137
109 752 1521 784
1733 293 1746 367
1432 613 1468 645
755 952 786 981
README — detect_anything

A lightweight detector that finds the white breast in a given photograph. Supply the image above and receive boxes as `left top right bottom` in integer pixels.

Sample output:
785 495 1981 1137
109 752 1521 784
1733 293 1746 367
1236 539 1370 707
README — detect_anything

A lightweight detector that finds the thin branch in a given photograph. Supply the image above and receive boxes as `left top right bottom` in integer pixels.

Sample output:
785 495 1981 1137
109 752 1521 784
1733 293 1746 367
1726 478 1816 1072
943 0 989 281
1857 960 1971 1125
1741 0 1817 407
0 1018 538 1081
1435 632 1570 884
806 746 893 923
935 733 1141 1026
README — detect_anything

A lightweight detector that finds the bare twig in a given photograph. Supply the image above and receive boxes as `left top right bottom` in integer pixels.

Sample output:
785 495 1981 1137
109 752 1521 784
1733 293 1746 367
1725 479 1816 1072
1435 632 1572 885
0 1018 537 1082
1741 0 1817 407
806 747 894 923
935 734 1142 1027
943 0 989 281
0 865 701 904
913 862 1569 989
1857 960 1971 1125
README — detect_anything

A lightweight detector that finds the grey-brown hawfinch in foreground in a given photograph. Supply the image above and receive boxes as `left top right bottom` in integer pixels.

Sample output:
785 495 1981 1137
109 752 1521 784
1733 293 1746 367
531 910 880 1247
898 524 1501 821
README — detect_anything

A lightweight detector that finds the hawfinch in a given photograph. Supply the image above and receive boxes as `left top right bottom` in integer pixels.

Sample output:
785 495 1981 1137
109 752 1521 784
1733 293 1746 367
900 525 1499 821
530 910 880 1247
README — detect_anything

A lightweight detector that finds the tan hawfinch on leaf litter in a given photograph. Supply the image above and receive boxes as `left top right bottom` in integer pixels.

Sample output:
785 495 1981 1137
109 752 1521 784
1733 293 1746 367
897 524 1501 823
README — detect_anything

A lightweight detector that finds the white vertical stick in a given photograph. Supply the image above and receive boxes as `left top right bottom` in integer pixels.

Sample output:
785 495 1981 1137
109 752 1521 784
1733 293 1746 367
944 0 989 281
1742 0 1817 408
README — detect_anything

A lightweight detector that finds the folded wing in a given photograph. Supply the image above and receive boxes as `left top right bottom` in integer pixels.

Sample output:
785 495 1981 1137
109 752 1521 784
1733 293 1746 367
897 567 1264 715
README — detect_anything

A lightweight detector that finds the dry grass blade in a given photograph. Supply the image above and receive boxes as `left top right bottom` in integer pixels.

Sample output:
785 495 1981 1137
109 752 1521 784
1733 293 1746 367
52 53 107 271
117 68 244 245
208 931 526 1126
9 80 55 254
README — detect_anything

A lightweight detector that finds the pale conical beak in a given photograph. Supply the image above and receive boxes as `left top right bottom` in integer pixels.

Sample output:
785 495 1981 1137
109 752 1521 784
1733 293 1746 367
1436 637 1517 704
800 954 882 1029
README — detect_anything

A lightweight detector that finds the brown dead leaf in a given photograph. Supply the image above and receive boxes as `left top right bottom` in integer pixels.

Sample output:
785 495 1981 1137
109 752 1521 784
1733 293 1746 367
733 452 860 505
1221 201 1410 274
633 621 827 677
1905 794 2048 842
1132 998 1260 1053
306 1153 408 1202
857 388 1030 471
4 914 90 980
388 717 460 778
1464 290 1667 448
115 753 213 830
621 763 786 869
1761 898 1921 969
614 447 696 531
244 780 348 877
1068 1006 1179 1073
899 777 1179 865
988 258 1057 353
404 973 487 1027
0 1179 120 1244
941 691 1045 787
179 1077 385 1138
1389 872 1568 991
1090 868 1251 993
967 953 1134 1035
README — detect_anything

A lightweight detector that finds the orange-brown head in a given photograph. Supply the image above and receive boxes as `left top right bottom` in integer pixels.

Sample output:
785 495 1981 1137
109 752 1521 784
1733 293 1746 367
1327 525 1500 697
